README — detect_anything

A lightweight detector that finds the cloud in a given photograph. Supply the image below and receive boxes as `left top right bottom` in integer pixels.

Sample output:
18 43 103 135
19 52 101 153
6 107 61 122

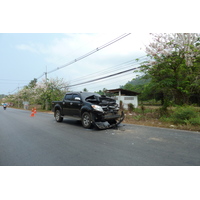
16 44 39 53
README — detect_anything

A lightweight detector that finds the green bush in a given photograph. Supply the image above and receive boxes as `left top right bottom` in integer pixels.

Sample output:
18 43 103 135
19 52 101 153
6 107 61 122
128 103 134 112
188 117 200 126
158 107 170 117
170 106 199 125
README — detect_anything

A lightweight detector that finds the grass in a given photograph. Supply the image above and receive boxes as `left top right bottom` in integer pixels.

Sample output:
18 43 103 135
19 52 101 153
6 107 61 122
123 105 200 132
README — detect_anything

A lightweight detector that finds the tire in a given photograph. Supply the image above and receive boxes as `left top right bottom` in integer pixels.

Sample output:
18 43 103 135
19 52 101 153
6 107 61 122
55 109 63 122
81 112 92 129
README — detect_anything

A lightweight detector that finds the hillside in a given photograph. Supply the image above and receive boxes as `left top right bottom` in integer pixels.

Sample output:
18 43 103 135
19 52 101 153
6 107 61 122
125 76 150 86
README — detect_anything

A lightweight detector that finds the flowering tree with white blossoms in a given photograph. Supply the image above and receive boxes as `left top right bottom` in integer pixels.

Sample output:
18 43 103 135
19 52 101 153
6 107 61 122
35 77 69 110
142 33 200 105
146 33 200 66
8 77 69 110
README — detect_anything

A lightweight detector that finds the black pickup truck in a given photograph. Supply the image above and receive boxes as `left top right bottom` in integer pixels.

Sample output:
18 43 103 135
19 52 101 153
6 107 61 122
52 92 124 129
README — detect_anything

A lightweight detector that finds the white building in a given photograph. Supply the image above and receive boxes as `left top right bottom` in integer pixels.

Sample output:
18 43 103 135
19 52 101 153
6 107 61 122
106 88 140 109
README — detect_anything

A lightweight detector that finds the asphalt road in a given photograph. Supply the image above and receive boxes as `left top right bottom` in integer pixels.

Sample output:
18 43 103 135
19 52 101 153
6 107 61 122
0 107 200 166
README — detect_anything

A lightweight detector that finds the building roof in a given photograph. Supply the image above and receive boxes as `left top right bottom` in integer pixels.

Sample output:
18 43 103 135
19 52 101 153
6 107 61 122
106 88 140 96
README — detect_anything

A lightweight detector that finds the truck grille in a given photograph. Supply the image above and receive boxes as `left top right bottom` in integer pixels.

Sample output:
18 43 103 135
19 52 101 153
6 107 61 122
102 104 118 111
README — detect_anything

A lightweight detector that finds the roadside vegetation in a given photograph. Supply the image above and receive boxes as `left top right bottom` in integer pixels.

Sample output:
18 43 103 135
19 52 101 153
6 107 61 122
122 104 200 131
1 78 68 111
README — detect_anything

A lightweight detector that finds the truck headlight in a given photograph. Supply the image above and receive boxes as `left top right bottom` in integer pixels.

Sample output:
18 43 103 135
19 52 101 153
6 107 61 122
91 105 104 113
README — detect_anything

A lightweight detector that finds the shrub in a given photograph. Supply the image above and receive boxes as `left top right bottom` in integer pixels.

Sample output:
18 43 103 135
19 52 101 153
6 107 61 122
158 107 170 118
119 100 124 110
140 103 145 115
128 103 134 112
188 117 200 126
170 106 199 125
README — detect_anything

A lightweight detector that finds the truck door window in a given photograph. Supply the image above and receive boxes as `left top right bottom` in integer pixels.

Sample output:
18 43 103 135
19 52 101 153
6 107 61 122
73 94 80 100
65 94 73 100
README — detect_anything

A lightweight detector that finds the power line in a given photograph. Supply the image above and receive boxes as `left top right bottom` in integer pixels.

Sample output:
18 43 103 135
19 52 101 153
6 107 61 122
70 71 139 90
8 61 142 95
9 87 21 94
0 79 29 81
69 56 147 83
72 71 137 91
0 82 28 85
47 33 131 73
37 73 45 80
68 66 141 88
8 56 146 94
39 34 102 70
36 33 131 80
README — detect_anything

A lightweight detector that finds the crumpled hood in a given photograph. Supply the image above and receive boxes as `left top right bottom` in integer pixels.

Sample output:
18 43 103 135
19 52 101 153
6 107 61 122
85 95 116 106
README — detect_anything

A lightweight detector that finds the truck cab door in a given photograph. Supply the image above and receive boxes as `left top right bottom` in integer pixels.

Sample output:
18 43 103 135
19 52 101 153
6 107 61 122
63 93 73 115
70 93 82 117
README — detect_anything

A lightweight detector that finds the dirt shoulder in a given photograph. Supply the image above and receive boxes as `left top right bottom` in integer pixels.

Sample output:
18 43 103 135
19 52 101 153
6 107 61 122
123 109 200 132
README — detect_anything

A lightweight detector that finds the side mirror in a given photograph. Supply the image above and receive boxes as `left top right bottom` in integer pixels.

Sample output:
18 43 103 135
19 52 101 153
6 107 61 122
75 97 81 101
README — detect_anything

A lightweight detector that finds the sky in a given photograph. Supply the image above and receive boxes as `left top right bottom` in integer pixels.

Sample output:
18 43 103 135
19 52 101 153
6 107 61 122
0 33 152 95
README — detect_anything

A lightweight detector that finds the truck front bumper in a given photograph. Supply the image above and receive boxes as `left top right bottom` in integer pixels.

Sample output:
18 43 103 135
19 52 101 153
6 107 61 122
92 111 124 129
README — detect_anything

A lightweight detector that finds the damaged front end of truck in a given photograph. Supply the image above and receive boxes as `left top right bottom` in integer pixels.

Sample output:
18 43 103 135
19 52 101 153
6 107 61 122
85 95 125 130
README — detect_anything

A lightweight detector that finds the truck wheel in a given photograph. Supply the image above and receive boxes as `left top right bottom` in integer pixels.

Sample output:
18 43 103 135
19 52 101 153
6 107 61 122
55 109 63 122
81 112 92 129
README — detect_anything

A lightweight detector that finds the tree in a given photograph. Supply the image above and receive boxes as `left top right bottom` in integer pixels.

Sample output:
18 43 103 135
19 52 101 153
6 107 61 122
95 88 108 95
8 77 69 110
27 78 37 88
142 33 200 105
146 33 200 66
122 76 156 102
35 77 69 110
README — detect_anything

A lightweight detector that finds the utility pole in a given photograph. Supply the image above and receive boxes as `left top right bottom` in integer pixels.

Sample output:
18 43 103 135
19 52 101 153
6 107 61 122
45 66 48 82
45 66 48 110
18 85 20 108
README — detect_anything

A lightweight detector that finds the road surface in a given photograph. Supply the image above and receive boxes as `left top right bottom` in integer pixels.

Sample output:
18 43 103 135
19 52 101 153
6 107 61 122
0 107 200 166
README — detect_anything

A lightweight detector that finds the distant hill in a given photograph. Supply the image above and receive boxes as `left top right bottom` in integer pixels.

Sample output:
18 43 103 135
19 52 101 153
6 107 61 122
120 76 151 100
125 76 150 86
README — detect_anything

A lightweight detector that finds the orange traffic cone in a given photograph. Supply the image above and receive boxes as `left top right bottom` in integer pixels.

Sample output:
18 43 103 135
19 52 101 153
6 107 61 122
30 108 35 117
34 108 37 114
30 111 35 117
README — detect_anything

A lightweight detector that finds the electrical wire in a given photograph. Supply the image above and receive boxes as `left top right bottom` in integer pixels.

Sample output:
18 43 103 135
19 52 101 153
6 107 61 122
36 73 45 80
67 66 141 88
40 34 104 71
67 56 147 87
9 57 146 94
71 71 137 91
0 79 29 81
42 33 131 76
69 56 147 83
